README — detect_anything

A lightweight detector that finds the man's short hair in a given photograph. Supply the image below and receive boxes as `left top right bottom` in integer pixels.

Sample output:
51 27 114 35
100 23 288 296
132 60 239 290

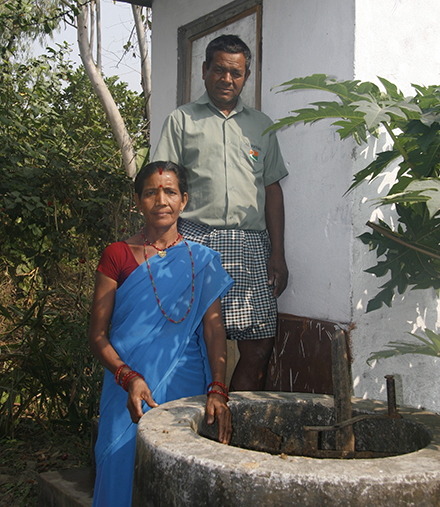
205 34 251 73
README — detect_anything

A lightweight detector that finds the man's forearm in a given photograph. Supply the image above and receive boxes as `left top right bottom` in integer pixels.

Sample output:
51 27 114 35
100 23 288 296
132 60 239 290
265 181 288 297
265 181 285 255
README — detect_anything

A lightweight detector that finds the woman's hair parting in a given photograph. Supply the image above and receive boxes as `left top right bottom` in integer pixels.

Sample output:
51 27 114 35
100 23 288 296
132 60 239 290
135 161 189 197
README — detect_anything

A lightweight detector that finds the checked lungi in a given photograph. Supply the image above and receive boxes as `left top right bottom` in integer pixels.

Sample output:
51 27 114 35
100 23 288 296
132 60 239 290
178 218 277 340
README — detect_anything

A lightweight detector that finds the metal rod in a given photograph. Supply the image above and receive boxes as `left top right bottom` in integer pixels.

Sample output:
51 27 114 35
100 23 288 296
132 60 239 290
304 413 386 433
385 375 400 418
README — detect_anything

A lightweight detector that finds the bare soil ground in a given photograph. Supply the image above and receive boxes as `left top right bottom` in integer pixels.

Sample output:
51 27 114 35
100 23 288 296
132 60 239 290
0 418 92 507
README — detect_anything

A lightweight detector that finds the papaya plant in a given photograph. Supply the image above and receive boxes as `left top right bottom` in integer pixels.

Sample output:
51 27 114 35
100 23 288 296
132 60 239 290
268 74 440 308
267 74 440 361
367 328 440 365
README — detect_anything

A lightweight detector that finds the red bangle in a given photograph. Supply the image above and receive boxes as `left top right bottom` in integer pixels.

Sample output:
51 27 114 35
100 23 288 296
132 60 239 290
207 389 229 402
115 364 129 386
122 371 140 391
207 381 229 395
121 371 136 391
122 370 144 392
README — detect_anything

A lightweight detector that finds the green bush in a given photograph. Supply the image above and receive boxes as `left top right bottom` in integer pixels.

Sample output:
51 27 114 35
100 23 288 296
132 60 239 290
0 44 146 436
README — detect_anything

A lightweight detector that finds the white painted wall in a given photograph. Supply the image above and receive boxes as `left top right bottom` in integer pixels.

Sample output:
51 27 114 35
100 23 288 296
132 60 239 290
350 0 440 412
261 0 355 324
150 0 440 412
151 0 356 325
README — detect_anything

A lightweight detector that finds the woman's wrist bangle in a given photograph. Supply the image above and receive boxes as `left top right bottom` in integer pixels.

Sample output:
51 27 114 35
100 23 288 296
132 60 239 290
207 381 229 395
121 371 142 391
207 389 229 402
121 370 144 392
115 364 129 386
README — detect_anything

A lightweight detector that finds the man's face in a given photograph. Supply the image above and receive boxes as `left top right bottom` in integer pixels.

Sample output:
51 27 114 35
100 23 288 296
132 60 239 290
203 50 250 114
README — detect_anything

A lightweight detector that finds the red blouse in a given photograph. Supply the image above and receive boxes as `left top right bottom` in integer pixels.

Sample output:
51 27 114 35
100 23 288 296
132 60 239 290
97 242 140 288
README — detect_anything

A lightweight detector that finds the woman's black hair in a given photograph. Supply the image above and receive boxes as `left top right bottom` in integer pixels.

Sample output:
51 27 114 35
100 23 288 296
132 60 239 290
134 161 188 197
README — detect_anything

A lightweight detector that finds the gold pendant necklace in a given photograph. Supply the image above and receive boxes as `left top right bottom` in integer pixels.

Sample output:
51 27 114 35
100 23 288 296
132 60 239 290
142 230 181 258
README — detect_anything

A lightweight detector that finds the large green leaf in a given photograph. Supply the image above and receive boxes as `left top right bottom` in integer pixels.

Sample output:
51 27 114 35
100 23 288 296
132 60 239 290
367 329 440 365
348 149 400 191
377 179 440 218
359 204 440 312
272 74 380 104
351 99 420 130
265 102 365 136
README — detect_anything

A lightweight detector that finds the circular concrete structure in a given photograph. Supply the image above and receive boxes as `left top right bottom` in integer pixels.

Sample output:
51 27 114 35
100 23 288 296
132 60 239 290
133 392 440 506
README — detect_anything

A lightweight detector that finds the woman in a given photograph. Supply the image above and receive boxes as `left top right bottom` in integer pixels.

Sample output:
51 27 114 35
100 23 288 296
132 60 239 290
89 161 233 507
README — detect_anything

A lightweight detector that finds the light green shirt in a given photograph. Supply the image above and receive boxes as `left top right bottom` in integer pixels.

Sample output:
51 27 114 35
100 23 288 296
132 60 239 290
153 92 288 230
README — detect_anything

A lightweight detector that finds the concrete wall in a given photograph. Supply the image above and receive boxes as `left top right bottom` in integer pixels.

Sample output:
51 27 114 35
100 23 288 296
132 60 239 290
150 0 440 412
261 1 356 325
350 0 440 412
150 0 356 325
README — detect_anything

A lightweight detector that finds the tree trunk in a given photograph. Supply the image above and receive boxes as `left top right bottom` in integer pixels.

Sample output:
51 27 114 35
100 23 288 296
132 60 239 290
96 0 101 72
131 4 151 123
77 3 136 179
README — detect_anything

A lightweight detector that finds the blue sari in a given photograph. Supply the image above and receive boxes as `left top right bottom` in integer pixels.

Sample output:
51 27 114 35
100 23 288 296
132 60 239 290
92 241 233 507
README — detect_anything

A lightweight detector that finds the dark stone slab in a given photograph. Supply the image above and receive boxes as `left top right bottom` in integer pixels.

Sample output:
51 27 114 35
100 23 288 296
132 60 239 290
38 467 94 507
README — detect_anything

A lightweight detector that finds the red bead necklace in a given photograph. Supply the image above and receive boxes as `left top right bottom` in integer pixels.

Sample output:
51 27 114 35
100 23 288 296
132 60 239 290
141 230 195 324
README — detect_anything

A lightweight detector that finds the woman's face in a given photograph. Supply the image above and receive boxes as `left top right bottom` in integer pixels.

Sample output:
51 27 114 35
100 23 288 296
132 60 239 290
135 170 188 230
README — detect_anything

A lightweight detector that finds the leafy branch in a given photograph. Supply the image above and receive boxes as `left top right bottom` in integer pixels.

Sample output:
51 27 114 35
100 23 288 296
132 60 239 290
366 221 440 261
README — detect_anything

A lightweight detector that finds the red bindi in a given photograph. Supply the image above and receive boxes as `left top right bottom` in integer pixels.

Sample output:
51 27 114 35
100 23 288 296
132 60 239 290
159 184 162 188
158 166 163 175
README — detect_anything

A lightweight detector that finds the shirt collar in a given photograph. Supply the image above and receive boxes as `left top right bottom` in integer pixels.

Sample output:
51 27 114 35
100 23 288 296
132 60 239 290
196 91 245 117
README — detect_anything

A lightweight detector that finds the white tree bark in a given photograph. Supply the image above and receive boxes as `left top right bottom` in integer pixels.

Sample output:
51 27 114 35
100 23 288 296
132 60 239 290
77 3 136 178
131 4 151 122
90 0 95 57
96 0 101 72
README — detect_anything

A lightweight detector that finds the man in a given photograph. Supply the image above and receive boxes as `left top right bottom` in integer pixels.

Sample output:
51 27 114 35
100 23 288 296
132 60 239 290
153 34 288 391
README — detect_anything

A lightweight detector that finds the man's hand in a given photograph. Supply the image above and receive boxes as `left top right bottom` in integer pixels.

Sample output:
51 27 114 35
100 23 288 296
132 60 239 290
267 251 289 298
126 377 159 423
206 393 232 444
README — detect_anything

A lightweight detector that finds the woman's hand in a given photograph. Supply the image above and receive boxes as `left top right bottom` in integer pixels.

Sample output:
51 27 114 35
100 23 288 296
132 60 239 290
206 393 232 444
126 377 159 424
202 298 232 444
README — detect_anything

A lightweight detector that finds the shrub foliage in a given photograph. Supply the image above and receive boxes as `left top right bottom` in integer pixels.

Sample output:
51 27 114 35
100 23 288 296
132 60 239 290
0 42 147 436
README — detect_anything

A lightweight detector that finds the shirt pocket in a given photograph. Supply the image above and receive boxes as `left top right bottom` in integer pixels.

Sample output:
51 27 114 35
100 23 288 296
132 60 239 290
240 138 264 175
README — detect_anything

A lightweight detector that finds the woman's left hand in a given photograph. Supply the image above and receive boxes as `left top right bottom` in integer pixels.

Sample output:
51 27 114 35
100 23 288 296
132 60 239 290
206 393 232 444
